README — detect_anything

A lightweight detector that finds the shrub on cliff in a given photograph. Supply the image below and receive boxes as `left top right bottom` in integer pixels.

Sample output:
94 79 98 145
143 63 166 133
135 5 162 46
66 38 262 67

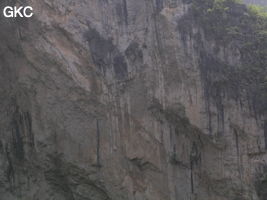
179 0 267 116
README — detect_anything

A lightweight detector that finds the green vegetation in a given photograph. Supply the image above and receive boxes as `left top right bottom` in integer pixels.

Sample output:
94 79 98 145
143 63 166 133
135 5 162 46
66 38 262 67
207 0 243 13
248 4 267 19
191 0 267 41
179 0 267 116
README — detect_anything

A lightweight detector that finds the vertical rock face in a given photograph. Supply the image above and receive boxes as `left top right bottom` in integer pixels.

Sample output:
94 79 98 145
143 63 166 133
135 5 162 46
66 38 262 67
0 0 266 200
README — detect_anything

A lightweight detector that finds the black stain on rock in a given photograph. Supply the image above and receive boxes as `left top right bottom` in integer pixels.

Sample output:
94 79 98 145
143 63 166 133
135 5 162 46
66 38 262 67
5 145 15 190
11 106 34 161
125 42 143 64
155 0 164 12
116 0 128 25
178 0 267 122
12 117 25 161
0 140 3 154
264 121 267 149
85 27 128 80
45 154 112 200
45 154 75 200
122 0 128 25
113 55 128 80
96 119 101 167
199 52 237 136
182 0 193 4
255 166 267 200
190 142 201 193
85 28 115 75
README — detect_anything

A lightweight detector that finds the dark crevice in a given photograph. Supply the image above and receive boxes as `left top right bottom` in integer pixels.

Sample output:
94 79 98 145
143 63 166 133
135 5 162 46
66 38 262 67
264 121 267 150
190 160 194 194
0 140 3 154
190 142 200 194
234 129 242 180
129 157 160 171
5 145 15 190
11 106 34 160
12 117 24 161
96 119 101 167
122 0 128 25
25 111 34 148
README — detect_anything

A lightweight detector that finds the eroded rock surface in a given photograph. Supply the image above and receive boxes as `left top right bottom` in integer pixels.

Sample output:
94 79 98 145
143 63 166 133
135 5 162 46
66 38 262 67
0 0 266 200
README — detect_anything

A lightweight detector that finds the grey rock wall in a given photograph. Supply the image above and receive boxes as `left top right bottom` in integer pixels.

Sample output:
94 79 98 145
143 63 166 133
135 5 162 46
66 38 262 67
0 0 266 200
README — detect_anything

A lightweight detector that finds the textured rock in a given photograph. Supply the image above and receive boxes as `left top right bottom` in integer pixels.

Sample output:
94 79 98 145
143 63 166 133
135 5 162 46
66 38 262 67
0 0 266 200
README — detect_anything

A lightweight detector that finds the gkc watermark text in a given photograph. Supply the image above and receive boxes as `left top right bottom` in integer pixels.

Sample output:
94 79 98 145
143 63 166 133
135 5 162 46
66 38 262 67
3 6 34 18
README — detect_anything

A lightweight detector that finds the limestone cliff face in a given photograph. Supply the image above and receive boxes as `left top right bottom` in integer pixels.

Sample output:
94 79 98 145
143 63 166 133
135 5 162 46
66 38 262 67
0 0 266 200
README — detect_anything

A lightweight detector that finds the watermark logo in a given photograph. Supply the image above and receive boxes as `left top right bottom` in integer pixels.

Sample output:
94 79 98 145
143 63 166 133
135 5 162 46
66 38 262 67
3 6 34 18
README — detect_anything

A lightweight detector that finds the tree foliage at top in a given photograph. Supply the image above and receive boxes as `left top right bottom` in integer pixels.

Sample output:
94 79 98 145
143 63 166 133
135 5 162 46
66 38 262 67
180 0 267 116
